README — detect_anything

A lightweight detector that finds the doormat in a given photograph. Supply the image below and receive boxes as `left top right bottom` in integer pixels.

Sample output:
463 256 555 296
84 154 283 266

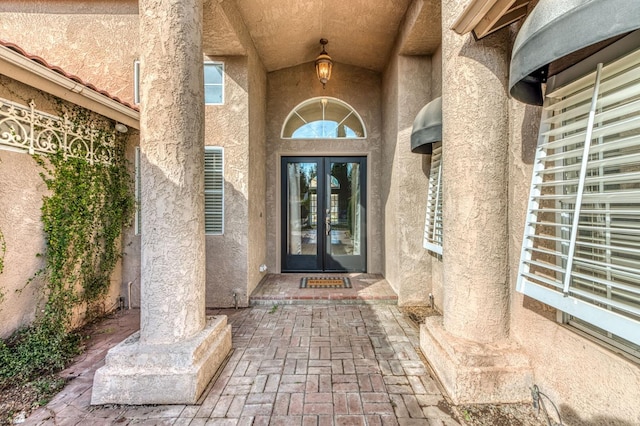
300 277 352 289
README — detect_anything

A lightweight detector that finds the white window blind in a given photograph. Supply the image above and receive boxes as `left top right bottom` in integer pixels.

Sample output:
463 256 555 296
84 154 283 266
205 147 224 235
517 47 640 349
423 142 443 255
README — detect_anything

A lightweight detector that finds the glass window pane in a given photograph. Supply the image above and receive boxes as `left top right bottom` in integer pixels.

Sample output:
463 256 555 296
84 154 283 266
205 86 223 104
282 97 366 139
329 162 360 256
204 64 223 84
287 163 318 256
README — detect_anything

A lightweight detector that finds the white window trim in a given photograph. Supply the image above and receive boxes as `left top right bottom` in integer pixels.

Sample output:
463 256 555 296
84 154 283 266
204 146 224 235
204 61 224 106
517 45 640 349
281 96 367 139
423 141 443 255
134 60 140 105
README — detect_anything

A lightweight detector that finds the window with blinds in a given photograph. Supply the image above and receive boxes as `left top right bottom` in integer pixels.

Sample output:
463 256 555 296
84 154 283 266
517 47 640 354
424 141 443 255
205 147 224 235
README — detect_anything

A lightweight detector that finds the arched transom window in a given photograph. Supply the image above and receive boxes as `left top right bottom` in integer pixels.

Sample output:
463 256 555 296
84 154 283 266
282 97 366 139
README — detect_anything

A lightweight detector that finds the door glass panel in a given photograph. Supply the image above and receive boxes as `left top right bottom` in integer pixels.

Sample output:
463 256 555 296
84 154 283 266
328 162 361 256
286 162 318 256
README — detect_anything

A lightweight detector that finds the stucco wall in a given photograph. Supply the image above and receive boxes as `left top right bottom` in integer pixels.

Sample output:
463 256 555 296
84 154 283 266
380 53 433 305
0 148 47 338
265 62 383 273
429 44 444 311
247 52 267 297
0 1 139 104
204 56 249 307
0 75 126 337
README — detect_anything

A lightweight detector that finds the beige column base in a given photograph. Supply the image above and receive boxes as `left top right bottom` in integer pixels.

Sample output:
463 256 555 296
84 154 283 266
91 315 232 405
420 316 532 404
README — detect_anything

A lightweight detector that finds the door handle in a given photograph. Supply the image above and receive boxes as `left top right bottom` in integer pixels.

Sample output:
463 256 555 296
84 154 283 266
325 209 331 236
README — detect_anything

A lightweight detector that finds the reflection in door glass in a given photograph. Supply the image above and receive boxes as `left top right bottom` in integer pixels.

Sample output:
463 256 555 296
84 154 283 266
329 162 361 256
287 163 318 256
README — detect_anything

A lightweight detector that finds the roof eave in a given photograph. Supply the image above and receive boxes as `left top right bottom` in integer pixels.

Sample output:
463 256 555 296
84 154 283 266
0 45 140 130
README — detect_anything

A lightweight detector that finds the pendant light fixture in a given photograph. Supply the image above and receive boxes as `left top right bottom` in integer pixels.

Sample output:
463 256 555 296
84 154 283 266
315 38 333 88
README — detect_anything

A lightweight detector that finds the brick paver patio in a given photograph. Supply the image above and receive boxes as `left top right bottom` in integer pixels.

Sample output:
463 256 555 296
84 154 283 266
24 304 460 425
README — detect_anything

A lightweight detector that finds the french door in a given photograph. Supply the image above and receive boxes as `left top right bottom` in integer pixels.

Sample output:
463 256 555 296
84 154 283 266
281 156 366 272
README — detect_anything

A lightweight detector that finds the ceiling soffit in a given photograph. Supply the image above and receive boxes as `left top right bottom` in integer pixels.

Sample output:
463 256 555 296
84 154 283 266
400 0 442 56
233 0 413 72
203 1 246 56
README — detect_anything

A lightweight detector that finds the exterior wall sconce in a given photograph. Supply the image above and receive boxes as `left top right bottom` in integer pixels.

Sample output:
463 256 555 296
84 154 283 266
315 38 333 88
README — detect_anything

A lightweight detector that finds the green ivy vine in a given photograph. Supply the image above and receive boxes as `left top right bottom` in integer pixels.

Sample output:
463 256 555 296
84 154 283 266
0 110 134 387
0 228 5 306
0 156 5 278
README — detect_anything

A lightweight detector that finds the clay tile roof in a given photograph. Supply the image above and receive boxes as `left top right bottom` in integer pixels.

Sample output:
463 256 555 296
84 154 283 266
0 39 139 112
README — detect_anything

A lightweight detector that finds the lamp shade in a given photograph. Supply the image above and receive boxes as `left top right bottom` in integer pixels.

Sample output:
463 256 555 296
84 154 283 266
315 39 332 87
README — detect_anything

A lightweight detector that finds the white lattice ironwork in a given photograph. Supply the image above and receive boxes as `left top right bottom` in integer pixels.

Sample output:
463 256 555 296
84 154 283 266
0 97 117 165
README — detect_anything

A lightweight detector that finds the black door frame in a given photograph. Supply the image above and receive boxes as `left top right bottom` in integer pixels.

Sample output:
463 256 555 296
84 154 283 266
280 156 367 272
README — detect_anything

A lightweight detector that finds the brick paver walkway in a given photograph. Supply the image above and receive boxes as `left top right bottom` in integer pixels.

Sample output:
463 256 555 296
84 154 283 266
25 305 460 425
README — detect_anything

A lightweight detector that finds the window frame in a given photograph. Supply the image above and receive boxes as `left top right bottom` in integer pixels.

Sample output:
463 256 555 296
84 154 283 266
204 61 224 106
281 97 367 139
134 60 140 105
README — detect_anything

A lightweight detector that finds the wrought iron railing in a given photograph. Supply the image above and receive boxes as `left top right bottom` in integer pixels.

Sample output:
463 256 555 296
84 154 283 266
0 97 117 165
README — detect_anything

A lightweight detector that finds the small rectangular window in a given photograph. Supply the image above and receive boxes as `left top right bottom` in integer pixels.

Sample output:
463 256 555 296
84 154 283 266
424 142 443 255
204 62 224 105
205 147 224 235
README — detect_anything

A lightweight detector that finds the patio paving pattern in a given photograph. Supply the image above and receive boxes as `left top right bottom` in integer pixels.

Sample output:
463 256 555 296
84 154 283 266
250 274 398 305
23 305 460 425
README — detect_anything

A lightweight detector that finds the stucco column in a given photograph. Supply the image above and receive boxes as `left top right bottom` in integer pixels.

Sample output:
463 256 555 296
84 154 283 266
138 0 206 345
91 0 231 405
440 0 509 343
419 0 532 404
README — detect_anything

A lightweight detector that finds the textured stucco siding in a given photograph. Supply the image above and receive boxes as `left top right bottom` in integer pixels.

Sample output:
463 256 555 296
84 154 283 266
0 1 139 105
247 52 267 298
429 44 444 310
203 56 249 308
380 54 400 290
265 62 383 273
382 54 432 306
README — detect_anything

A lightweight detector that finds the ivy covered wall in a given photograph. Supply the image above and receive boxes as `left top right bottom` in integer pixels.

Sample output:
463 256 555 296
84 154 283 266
0 74 134 339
